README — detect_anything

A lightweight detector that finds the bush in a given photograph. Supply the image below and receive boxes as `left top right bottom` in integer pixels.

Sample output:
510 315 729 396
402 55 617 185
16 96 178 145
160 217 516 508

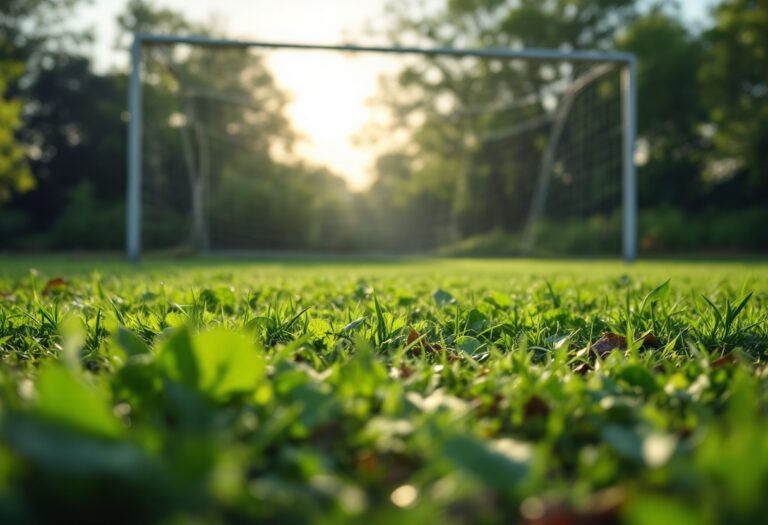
639 207 703 252
46 181 125 250
439 207 768 257
0 209 30 249
640 207 768 253
706 208 768 251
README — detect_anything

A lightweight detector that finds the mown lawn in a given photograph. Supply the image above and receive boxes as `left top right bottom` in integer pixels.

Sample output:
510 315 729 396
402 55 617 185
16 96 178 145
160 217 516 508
0 257 766 524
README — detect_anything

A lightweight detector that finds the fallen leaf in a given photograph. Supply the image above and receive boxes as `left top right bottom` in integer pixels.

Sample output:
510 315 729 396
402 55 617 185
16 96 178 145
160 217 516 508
577 332 660 359
399 362 416 378
711 352 738 369
641 332 661 348
43 277 68 294
406 328 443 354
591 333 629 356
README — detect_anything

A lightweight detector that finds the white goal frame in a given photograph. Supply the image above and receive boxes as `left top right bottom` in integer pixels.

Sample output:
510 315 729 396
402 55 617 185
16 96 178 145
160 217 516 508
126 32 638 262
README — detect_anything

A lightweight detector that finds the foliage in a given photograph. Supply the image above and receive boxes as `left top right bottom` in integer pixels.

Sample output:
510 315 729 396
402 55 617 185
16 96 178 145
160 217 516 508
0 59 34 203
363 0 638 240
617 6 709 211
0 0 86 63
0 259 766 523
5 54 127 236
640 206 768 253
701 0 768 198
45 181 125 250
440 214 622 257
439 207 768 256
208 163 356 251
361 1 766 251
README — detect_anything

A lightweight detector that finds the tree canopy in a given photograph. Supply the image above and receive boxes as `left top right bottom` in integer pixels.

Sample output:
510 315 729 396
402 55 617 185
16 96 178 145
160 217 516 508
0 0 766 254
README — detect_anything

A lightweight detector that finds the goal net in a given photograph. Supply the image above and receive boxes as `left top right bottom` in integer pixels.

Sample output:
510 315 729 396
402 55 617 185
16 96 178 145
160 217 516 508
127 35 637 260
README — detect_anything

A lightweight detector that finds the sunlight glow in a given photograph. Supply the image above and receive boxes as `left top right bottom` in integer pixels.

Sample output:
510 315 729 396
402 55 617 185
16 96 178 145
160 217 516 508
267 52 391 191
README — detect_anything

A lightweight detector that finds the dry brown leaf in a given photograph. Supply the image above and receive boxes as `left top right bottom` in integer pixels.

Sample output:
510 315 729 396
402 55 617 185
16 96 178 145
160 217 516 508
43 277 68 294
399 362 416 378
711 352 738 369
577 332 661 359
406 328 443 354
590 332 629 356
641 332 661 348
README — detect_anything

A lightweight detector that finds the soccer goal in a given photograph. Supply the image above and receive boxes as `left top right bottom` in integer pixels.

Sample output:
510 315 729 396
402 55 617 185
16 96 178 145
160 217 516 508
126 33 637 261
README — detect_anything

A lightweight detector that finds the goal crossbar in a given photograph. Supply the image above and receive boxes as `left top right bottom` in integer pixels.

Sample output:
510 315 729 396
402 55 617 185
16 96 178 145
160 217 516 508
126 32 638 261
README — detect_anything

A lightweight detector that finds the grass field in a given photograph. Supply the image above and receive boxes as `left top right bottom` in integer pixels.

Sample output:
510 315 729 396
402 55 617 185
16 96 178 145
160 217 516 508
0 257 767 524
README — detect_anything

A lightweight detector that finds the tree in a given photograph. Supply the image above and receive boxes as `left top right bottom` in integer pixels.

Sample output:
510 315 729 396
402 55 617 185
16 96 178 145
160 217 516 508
118 0 300 251
366 0 639 242
115 0 358 252
0 0 86 62
12 55 128 241
0 0 85 206
0 59 34 202
617 5 708 210
701 0 768 200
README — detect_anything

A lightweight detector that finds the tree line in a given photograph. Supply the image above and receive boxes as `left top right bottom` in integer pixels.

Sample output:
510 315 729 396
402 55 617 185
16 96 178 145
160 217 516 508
1 0 766 254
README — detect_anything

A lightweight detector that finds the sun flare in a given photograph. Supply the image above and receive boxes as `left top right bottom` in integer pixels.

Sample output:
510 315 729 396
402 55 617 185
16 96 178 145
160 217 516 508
266 51 395 191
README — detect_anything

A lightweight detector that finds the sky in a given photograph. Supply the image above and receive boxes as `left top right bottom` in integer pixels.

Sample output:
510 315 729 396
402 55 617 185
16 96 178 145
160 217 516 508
74 0 717 190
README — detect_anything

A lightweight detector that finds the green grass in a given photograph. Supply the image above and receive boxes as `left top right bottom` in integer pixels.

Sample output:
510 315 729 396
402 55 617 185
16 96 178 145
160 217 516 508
0 257 767 524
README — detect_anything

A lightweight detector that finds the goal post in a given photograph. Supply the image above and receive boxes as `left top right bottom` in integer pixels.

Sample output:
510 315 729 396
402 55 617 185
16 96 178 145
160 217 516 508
126 32 638 262
622 57 639 264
